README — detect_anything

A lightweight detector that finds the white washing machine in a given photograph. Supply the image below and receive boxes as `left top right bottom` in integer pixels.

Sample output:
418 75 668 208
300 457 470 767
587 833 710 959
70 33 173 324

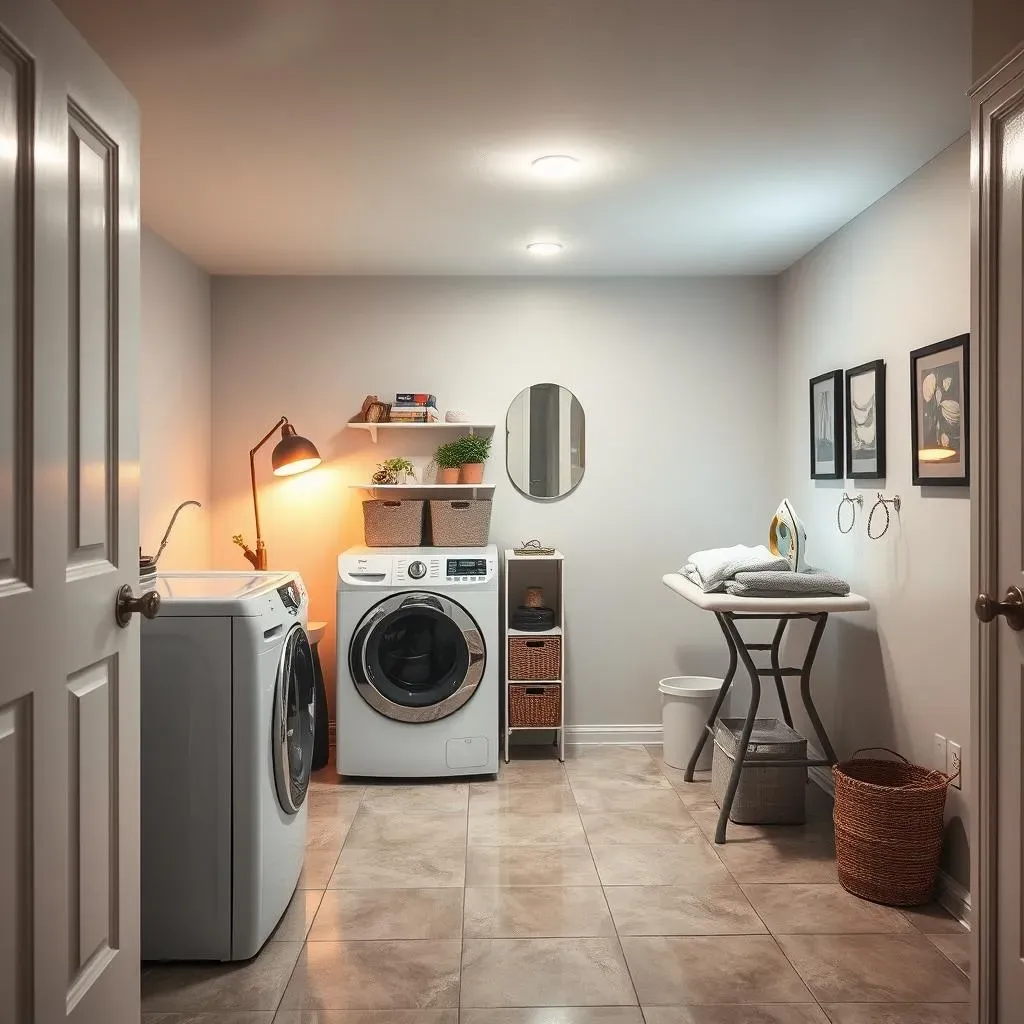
141 571 315 961
337 545 499 778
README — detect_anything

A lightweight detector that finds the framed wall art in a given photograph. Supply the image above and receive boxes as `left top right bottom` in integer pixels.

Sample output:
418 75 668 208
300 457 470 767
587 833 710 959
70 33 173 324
845 359 886 479
910 333 969 486
809 369 844 479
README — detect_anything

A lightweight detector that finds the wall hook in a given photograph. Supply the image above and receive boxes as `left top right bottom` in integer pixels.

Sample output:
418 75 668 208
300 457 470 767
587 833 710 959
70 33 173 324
867 492 901 540
836 492 863 535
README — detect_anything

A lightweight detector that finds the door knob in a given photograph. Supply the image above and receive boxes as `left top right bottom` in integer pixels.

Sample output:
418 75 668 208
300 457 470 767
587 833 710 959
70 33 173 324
975 586 1024 631
115 585 161 628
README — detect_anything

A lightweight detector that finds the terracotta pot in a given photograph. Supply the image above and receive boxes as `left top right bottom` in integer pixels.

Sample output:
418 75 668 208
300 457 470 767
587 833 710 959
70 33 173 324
459 462 485 484
437 467 460 484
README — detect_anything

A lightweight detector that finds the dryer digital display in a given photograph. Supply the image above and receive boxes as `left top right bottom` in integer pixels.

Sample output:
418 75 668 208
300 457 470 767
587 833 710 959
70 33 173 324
447 558 487 577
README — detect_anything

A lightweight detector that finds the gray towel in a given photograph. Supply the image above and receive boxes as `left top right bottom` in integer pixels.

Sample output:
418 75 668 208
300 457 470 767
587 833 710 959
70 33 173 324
682 544 791 592
724 568 850 598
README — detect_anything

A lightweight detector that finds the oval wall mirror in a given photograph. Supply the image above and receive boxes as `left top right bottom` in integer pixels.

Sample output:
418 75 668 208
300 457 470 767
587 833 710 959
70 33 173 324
506 383 586 500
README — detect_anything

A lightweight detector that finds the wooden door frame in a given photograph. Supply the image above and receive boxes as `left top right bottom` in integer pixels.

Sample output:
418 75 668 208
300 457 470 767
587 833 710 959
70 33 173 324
970 39 1024 1024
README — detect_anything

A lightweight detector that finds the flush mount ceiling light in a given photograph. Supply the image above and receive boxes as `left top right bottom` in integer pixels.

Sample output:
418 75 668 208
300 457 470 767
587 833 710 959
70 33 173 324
526 241 564 257
531 154 580 178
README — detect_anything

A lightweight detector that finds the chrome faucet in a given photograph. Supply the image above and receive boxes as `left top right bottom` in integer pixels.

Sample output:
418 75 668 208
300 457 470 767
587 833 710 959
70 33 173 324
154 500 202 565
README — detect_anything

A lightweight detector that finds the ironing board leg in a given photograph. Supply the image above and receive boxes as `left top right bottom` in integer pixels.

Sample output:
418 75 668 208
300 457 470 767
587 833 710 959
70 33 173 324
799 613 837 764
683 612 737 782
714 614 762 844
770 618 794 728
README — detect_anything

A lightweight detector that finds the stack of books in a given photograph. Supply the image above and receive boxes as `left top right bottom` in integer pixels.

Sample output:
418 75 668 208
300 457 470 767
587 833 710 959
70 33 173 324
390 393 439 423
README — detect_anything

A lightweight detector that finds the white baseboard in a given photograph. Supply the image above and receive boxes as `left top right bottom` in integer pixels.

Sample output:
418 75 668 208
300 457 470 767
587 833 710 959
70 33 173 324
807 752 972 929
564 724 663 746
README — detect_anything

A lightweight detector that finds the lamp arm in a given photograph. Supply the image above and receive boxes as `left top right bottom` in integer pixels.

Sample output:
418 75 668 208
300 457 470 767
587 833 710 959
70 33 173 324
249 416 288 561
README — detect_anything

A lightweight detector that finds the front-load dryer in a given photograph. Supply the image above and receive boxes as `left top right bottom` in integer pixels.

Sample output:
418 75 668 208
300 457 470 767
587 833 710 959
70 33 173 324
141 570 314 960
337 545 499 778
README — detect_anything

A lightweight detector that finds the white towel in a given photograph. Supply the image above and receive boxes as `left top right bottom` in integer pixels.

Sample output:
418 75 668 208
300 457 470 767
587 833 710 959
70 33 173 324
724 568 850 598
681 545 791 592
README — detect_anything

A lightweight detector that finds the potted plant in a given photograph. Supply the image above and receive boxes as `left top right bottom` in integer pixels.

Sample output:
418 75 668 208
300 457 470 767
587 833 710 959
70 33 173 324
433 441 461 484
454 433 492 484
380 457 415 485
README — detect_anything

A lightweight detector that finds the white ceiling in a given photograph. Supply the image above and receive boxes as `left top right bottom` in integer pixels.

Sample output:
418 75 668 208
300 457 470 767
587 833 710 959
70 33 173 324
57 0 970 276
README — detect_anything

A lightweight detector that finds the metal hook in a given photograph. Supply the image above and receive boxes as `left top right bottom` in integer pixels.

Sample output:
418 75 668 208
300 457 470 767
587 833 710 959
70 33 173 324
836 492 863 535
867 493 901 540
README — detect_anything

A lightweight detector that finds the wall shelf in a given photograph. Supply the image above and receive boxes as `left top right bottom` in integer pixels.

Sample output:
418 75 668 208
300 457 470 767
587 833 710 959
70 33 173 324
348 482 495 496
347 422 495 443
507 626 562 637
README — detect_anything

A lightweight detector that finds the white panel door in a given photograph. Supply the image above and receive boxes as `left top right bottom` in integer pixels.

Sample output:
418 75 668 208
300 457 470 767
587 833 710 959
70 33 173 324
0 0 142 1022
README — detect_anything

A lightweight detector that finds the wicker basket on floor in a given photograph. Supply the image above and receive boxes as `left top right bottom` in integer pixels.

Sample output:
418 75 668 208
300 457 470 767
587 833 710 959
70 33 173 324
508 683 561 727
833 748 953 906
508 636 561 680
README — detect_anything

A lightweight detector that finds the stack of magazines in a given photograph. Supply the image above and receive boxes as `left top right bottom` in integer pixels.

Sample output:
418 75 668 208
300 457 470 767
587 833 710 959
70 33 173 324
390 393 439 423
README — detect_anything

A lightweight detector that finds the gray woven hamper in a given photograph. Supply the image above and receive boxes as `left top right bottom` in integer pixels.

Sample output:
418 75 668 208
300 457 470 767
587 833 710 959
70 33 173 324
711 718 807 824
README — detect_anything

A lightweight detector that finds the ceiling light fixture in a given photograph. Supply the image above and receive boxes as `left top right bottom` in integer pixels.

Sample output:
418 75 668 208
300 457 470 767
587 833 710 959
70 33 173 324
531 154 580 178
526 241 564 257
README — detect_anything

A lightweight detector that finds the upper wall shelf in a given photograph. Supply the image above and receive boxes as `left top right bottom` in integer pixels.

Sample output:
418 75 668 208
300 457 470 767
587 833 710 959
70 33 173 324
347 422 496 444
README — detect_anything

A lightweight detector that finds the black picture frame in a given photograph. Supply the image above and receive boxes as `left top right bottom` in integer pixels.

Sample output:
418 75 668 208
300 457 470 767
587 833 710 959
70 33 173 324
845 359 886 479
809 370 844 479
910 333 970 487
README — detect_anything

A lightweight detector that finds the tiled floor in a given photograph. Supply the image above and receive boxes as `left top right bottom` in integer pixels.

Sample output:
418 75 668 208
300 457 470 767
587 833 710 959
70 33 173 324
141 744 970 1024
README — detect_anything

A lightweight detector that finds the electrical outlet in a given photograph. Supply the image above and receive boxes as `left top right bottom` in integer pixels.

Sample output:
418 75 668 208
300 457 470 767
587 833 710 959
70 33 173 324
948 741 962 790
933 734 947 772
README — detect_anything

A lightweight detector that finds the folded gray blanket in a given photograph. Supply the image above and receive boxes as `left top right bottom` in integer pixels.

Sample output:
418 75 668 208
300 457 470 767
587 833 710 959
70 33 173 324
681 544 790 592
724 568 850 597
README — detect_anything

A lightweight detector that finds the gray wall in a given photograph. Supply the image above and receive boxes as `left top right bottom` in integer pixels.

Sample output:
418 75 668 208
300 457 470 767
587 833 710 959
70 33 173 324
776 138 971 885
209 276 779 728
972 0 1024 80
140 227 212 568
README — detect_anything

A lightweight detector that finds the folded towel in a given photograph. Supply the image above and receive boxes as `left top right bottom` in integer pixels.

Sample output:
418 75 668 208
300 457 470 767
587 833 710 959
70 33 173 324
682 545 791 592
724 568 850 598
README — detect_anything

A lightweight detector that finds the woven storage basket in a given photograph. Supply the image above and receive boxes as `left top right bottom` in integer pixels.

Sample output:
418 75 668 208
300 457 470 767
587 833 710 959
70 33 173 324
428 499 492 547
362 499 424 547
833 748 952 906
508 636 561 680
711 718 807 824
508 683 561 728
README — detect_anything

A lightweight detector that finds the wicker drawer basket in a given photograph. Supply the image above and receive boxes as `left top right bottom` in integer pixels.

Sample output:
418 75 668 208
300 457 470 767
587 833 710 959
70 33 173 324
428 499 492 547
509 683 561 728
362 499 425 547
508 636 561 680
711 718 807 825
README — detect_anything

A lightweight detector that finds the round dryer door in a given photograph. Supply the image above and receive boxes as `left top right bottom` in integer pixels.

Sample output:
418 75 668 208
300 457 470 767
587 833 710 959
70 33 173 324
273 624 316 814
350 592 485 723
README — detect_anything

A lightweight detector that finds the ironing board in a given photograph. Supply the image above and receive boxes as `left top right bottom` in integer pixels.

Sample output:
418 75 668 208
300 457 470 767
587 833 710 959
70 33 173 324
661 573 870 843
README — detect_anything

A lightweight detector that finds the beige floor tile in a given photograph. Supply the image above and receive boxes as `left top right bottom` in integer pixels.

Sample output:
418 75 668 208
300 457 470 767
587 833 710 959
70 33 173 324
273 1012 459 1024
580 809 698 845
570 787 687 813
497 758 568 784
665 777 715 804
741 883 914 934
460 937 637 1007
466 846 600 886
271 889 324 942
898 902 968 933
344 809 467 849
469 783 579 814
298 851 342 890
820 1007 971 1024
307 787 365 822
328 845 466 889
143 1014 276 1023
306 818 350 853
461 1010 644 1024
604 882 766 935
640 1007 829 1024
563 745 656 771
621 935 811 1004
279 940 461 1010
359 783 469 814
141 942 303 1012
468 809 587 846
928 932 971 976
565 768 673 791
685 800 832 843
712 833 838 883
464 886 615 937
591 840 731 886
776 933 971 1003
308 888 463 940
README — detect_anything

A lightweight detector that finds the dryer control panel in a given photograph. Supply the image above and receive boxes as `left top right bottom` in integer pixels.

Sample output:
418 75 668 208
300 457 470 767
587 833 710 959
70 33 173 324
339 547 498 588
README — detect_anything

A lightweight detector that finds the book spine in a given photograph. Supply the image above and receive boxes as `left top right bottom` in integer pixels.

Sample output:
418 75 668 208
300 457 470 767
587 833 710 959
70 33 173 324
395 393 436 406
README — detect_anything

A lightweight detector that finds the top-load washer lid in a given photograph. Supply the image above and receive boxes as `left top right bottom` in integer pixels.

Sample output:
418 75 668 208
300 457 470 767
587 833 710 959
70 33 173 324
154 571 298 616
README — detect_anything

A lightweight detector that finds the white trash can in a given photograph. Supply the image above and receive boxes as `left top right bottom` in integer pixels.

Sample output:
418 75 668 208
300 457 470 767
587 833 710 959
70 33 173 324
659 676 722 771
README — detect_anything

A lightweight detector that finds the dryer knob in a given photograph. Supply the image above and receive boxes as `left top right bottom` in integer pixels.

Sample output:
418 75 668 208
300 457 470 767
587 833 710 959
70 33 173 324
408 560 427 580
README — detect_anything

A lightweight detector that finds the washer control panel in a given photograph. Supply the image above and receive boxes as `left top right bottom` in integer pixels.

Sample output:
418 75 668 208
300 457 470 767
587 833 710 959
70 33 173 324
445 557 489 583
340 548 498 588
